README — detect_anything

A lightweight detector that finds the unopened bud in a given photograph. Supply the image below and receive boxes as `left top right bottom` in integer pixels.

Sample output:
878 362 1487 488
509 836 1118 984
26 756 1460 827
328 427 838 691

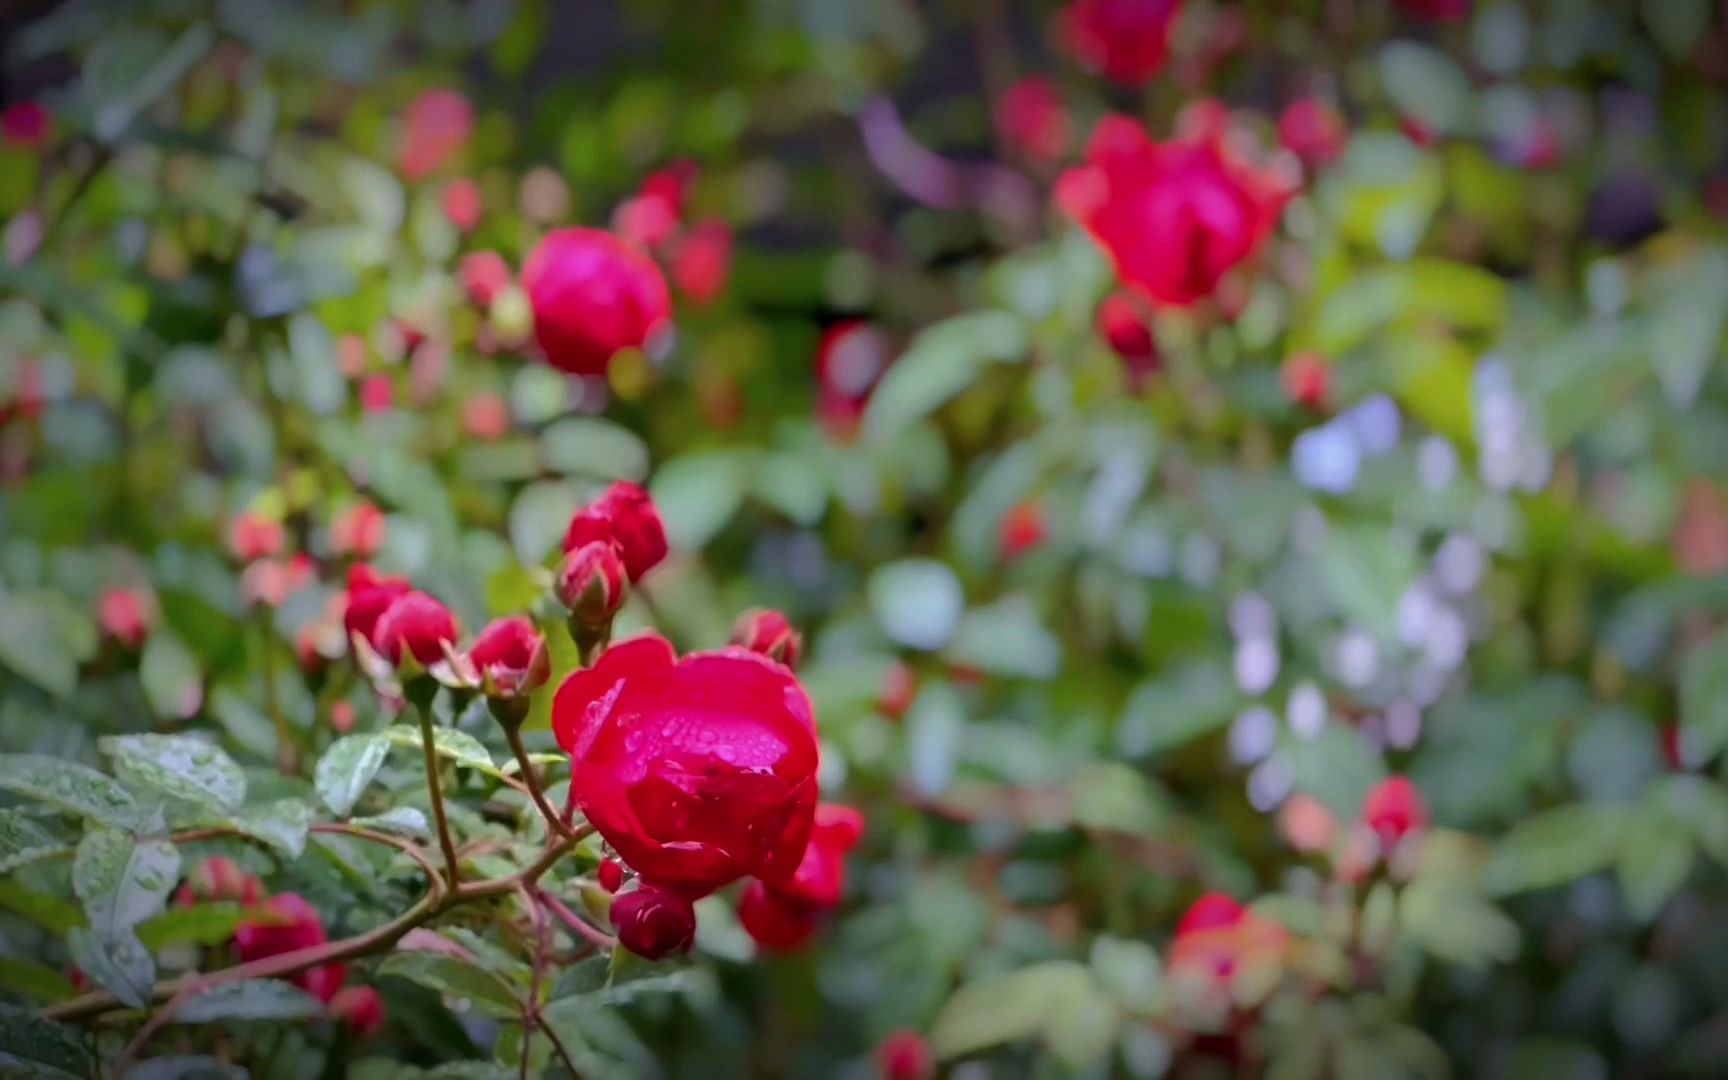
729 608 803 669
610 883 696 961
557 541 627 660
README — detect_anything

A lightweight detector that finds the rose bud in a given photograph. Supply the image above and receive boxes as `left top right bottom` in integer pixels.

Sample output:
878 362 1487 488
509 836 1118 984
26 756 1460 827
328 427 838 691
997 501 1047 563
343 564 412 649
462 616 550 727
399 88 473 182
730 608 803 670
370 591 460 669
876 1030 936 1080
1278 97 1348 172
97 587 152 651
556 540 628 658
1362 775 1430 851
598 858 626 894
879 662 915 721
328 985 386 1039
1060 0 1182 88
1098 292 1160 391
1 102 51 149
227 510 285 564
462 391 512 441
459 251 512 309
562 482 668 583
330 502 386 560
997 76 1070 166
182 856 262 906
669 218 733 307
738 803 864 952
523 228 672 376
1167 892 1289 992
610 883 697 961
553 636 819 898
235 894 347 1003
1281 352 1330 411
442 178 482 232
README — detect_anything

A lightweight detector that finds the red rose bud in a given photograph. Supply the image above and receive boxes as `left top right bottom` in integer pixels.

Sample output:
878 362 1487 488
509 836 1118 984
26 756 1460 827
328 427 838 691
399 88 473 182
1277 97 1348 172
235 894 347 1003
557 540 628 655
1168 892 1289 988
1060 0 1183 88
879 662 916 721
1057 115 1290 309
876 1030 936 1080
670 218 733 306
442 178 482 232
328 986 386 1039
598 858 626 894
1098 292 1160 390
467 615 550 700
739 882 819 951
610 883 697 961
360 373 394 413
343 564 412 648
616 162 698 249
997 76 1070 166
371 591 460 668
330 502 386 559
817 321 891 405
1362 775 1429 849
227 510 285 564
462 392 512 441
1281 352 1330 411
459 251 512 309
562 482 668 583
730 608 803 670
1 102 50 149
523 228 672 376
97 587 152 651
998 501 1048 563
553 635 819 898
184 856 262 905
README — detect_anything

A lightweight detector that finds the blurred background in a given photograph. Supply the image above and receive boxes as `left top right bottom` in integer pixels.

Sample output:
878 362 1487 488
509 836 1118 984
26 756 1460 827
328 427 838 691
4 0 1728 1077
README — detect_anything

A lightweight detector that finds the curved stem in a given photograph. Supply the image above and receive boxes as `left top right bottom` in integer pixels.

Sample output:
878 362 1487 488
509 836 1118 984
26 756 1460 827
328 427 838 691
418 699 462 885
503 723 573 840
537 887 618 951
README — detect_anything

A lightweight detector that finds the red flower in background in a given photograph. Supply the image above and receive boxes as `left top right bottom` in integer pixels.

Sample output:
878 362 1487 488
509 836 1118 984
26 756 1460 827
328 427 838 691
97 587 152 651
739 803 864 951
1278 97 1348 171
1098 292 1160 389
1282 352 1330 410
1060 0 1183 87
552 635 820 898
1057 116 1291 309
462 391 512 440
371 592 459 667
328 986 386 1038
1 102 50 148
343 565 411 647
460 252 512 308
466 616 549 698
227 511 284 564
234 894 346 1003
729 608 803 670
610 883 698 960
442 178 483 232
616 162 698 250
561 482 668 582
998 501 1048 562
330 503 386 559
670 219 733 306
1362 775 1430 849
816 321 892 438
523 228 672 376
176 856 262 907
1397 0 1471 23
997 76 1070 165
1168 892 1289 989
877 1030 936 1080
400 89 473 181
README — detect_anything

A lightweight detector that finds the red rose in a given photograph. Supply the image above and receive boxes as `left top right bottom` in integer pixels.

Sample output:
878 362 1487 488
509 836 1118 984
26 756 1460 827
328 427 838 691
561 482 668 583
552 635 819 898
234 894 346 1003
1057 116 1291 308
1098 292 1159 389
997 76 1070 165
1060 0 1183 88
556 540 628 631
359 374 394 413
610 883 698 960
97 588 152 651
1281 352 1330 411
1277 97 1348 171
371 591 460 667
343 564 411 647
1 102 50 148
1168 892 1288 988
998 501 1048 563
459 252 512 308
670 218 733 306
330 502 386 559
522 228 672 376
227 511 285 564
1397 0 1471 22
729 608 803 670
615 163 697 250
466 616 550 698
179 856 262 906
1362 776 1429 848
739 803 863 952
738 883 819 951
328 986 386 1039
876 1030 936 1080
442 178 482 232
816 321 892 440
400 89 473 181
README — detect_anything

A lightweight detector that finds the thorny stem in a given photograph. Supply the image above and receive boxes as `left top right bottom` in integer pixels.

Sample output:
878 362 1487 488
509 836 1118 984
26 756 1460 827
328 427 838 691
504 722 573 840
42 827 594 1025
418 696 463 885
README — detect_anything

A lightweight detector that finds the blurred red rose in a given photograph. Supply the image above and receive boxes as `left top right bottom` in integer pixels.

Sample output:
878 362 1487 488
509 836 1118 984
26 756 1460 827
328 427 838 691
1 102 50 148
343 564 411 647
739 803 864 951
371 591 460 667
400 89 473 181
1098 291 1160 389
442 178 482 232
227 511 284 564
879 661 916 721
1397 0 1471 22
1281 352 1330 410
610 882 697 960
997 76 1070 165
235 894 346 1003
670 218 733 306
462 392 512 441
1168 892 1288 988
1057 116 1290 308
467 615 549 698
1362 775 1429 849
616 162 697 250
1278 97 1348 171
176 856 262 907
552 635 820 898
1061 0 1183 87
729 608 802 670
328 986 386 1039
523 228 672 376
998 501 1048 562
360 374 394 413
876 1030 936 1080
459 251 512 308
97 587 152 651
816 321 892 439
330 502 386 560
561 482 668 582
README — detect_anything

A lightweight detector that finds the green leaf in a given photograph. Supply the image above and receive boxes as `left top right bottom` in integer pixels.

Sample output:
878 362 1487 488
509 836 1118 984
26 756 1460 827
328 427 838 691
0 879 84 934
1070 762 1170 836
382 724 495 773
177 979 323 1022
945 595 1060 679
352 807 430 840
315 733 389 818
1680 632 1728 762
1089 936 1162 1015
649 452 749 551
1616 808 1694 923
0 811 70 874
100 734 245 814
378 951 523 1017
73 829 180 940
1399 883 1520 969
541 417 650 482
1115 661 1239 759
0 1004 91 1078
0 958 77 1003
0 755 145 831
222 798 314 858
869 559 964 651
89 21 216 143
862 311 1027 444
127 1057 246 1080
572 969 701 1009
67 926 155 1009
1317 525 1420 643
508 479 582 565
136 902 256 950
1378 41 1471 137
1643 0 1710 60
1484 803 1625 895
930 961 1099 1060
0 596 81 699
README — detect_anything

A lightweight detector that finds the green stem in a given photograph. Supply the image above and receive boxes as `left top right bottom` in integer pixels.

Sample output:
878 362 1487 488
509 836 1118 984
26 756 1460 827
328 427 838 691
503 722 572 840
258 615 297 775
418 698 462 885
